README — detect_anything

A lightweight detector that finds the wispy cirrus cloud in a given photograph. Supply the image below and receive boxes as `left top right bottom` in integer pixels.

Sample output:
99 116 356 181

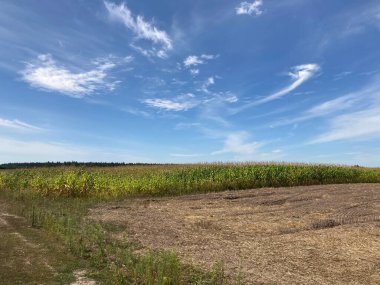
306 94 359 117
236 64 320 113
233 64 320 114
21 54 122 98
267 73 380 144
0 118 42 131
257 64 320 104
201 76 215 93
210 131 286 161
144 93 198 111
183 54 217 68
212 131 262 155
310 107 380 143
271 75 378 128
308 76 380 143
104 1 172 58
236 1 263 16
271 93 361 127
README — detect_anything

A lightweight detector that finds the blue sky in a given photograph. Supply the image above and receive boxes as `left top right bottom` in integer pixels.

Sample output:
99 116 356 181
1 0 380 165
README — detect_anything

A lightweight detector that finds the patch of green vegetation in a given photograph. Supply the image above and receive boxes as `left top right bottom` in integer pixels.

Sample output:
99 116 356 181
1 163 379 199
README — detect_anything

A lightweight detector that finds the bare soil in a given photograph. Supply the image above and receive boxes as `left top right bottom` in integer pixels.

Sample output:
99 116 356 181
90 183 380 285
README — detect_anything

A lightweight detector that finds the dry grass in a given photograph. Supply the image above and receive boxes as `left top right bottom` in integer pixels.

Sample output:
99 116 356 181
90 183 380 284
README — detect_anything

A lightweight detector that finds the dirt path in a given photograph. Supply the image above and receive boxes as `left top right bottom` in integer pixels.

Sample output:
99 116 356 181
90 183 380 285
0 201 96 285
0 205 58 284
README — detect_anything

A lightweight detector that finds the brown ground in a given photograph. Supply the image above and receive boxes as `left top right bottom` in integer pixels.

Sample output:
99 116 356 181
90 183 380 285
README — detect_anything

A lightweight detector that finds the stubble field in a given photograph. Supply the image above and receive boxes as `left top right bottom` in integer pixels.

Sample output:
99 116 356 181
90 183 380 284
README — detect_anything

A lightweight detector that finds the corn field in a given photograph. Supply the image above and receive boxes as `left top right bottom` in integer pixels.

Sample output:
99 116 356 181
1 163 379 199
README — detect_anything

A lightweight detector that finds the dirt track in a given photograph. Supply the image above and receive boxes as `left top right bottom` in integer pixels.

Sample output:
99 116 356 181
90 183 380 284
0 201 96 285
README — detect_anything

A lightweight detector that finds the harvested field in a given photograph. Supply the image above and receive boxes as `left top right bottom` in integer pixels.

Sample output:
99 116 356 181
90 183 380 284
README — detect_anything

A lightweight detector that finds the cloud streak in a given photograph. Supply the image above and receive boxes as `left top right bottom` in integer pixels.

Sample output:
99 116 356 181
310 107 380 143
308 76 380 143
272 75 379 128
104 1 172 58
0 118 42 131
257 64 320 104
271 93 361 127
233 64 320 114
144 93 198 111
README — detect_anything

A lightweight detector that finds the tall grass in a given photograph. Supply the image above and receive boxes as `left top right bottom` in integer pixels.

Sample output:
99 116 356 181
1 163 379 199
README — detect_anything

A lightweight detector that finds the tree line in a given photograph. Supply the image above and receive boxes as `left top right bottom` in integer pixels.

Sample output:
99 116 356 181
0 162 171 169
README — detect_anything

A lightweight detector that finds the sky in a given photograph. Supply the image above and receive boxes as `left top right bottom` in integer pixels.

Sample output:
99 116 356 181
1 0 380 165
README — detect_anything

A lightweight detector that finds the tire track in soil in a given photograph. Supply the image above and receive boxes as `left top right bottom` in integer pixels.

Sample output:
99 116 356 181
0 205 97 285
90 183 380 285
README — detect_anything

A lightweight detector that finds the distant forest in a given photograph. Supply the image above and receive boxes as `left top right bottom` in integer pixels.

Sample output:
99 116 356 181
0 162 167 169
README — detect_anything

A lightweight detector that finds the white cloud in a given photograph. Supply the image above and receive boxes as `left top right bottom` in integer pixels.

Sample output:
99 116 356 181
144 93 198 111
310 107 380 143
233 63 320 113
212 131 262 155
258 64 319 105
190 69 199 76
104 1 172 58
183 54 217 68
183 55 204 67
201 76 215 93
201 54 217 60
236 1 263 16
256 64 320 104
21 54 120 98
0 118 42 131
